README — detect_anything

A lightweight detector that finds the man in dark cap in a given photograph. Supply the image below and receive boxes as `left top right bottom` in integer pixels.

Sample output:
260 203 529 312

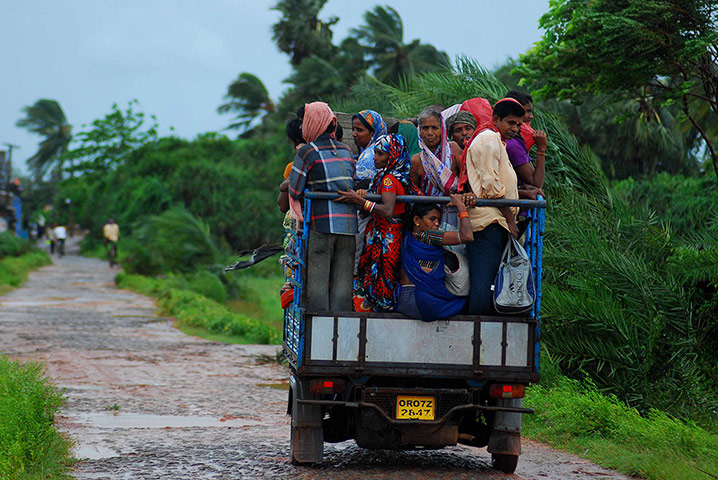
446 111 477 151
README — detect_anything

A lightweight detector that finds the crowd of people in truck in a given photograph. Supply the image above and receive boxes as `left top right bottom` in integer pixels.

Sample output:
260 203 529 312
277 91 547 322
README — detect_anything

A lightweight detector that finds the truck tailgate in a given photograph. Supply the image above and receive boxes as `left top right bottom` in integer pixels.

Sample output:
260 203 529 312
285 311 539 382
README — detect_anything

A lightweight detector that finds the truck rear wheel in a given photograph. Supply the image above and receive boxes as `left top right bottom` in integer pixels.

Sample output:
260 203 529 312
491 453 518 473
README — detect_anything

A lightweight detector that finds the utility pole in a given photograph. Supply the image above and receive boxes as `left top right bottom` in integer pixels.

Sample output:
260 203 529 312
1 143 20 189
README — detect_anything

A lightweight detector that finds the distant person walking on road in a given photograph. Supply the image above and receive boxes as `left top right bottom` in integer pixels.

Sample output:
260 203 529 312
46 223 57 254
54 224 67 257
103 219 120 267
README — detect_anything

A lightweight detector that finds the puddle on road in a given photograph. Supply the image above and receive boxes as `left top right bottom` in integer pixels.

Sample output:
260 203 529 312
257 382 289 390
74 444 119 460
65 412 261 429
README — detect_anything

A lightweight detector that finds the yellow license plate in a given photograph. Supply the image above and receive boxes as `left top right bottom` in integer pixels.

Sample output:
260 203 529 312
396 396 435 420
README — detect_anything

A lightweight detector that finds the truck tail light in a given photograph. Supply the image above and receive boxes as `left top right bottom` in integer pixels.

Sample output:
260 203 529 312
489 384 525 399
309 379 346 394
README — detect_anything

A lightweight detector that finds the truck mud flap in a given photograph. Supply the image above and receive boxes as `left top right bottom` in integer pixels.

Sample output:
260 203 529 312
487 398 523 456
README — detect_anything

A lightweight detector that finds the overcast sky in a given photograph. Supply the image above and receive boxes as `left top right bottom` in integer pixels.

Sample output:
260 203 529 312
1 0 548 174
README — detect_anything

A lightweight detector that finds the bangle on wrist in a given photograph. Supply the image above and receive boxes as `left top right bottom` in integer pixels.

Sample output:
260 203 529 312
537 150 546 155
458 211 470 219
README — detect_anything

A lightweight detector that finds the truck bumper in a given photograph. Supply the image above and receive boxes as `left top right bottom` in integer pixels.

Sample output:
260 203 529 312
296 398 534 425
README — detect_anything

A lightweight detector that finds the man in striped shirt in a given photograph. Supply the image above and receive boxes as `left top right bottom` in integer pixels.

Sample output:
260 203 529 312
289 102 357 312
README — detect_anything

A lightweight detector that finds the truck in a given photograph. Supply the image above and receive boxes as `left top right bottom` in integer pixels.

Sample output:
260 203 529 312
283 192 546 474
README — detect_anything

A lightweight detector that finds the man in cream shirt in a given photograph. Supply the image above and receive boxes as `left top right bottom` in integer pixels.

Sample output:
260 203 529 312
463 98 525 315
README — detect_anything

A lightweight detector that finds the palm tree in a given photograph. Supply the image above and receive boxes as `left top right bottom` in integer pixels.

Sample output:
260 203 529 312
271 0 337 66
352 6 450 85
16 99 72 180
284 38 370 104
217 73 275 132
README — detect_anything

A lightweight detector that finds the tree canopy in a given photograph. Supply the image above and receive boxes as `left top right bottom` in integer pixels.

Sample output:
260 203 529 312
64 101 158 177
352 6 450 85
519 0 718 177
271 0 337 66
16 99 72 180
217 73 275 132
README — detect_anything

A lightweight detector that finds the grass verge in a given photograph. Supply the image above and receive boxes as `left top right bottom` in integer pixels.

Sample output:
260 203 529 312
0 250 52 296
523 366 718 480
0 355 72 479
225 260 285 333
116 271 281 344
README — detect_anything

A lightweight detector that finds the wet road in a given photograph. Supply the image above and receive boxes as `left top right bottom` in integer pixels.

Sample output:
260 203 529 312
0 241 633 479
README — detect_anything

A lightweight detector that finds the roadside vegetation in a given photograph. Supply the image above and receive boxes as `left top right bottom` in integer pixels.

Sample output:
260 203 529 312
524 357 718 480
115 269 280 345
0 232 51 295
0 356 71 479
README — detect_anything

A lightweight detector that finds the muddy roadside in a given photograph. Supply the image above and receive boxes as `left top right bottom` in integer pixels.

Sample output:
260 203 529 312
0 242 632 479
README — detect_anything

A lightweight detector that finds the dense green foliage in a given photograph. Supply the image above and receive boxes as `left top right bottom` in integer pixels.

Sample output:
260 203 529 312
0 231 34 258
524 364 718 480
0 356 71 479
614 173 718 239
62 131 289 253
613 174 718 392
0 234 51 294
65 100 159 177
519 0 718 177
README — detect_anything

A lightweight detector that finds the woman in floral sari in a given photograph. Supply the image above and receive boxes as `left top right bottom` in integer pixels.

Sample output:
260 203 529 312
337 134 418 312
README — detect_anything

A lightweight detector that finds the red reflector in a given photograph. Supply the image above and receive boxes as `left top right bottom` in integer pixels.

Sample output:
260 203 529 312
489 384 526 398
309 379 345 394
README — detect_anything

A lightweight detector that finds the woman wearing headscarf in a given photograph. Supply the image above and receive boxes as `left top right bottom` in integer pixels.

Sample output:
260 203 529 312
352 109 388 189
410 108 463 229
337 134 416 312
396 120 421 157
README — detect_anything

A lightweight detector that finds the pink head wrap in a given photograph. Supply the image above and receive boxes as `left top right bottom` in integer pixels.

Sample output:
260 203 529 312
457 97 526 192
301 102 336 143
